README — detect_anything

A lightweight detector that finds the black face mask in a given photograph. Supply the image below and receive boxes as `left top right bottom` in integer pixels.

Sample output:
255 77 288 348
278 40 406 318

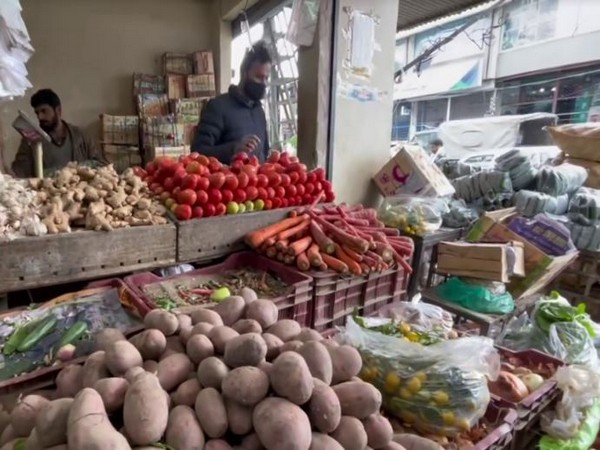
244 80 266 101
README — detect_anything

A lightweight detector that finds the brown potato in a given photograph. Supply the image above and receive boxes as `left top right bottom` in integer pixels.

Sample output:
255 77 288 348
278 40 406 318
129 329 167 360
245 300 278 329
262 333 284 361
332 381 382 419
330 416 368 450
25 428 40 449
165 335 186 354
143 360 159 373
320 338 339 349
257 360 273 375
144 309 179 336
363 414 393 448
172 378 201 407
11 395 49 436
270 352 314 405
308 380 341 433
190 308 224 326
0 425 15 446
93 378 129 413
179 325 193 345
232 319 262 334
194 388 228 439
208 326 240 354
253 397 311 450
165 405 205 450
34 398 73 448
191 322 214 336
186 334 215 364
393 433 443 450
222 367 269 406
297 328 322 342
82 351 110 388
297 341 332 385
224 333 267 368
380 443 408 450
205 440 234 450
268 320 302 342
197 357 229 389
238 433 263 450
280 340 304 353
157 353 194 391
329 345 362 383
124 366 146 384
92 328 126 352
105 340 143 376
309 433 344 450
177 314 192 330
240 287 258 305
123 374 169 445
225 399 253 435
55 365 83 398
213 296 246 326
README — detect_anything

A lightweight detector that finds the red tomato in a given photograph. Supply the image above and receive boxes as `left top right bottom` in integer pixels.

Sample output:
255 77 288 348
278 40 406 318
247 174 257 187
258 163 276 175
233 151 249 163
156 156 176 171
175 204 192 220
192 206 204 218
268 173 282 187
159 192 171 203
286 163 307 173
304 182 315 195
197 155 209 166
209 173 226 189
296 184 306 196
195 190 209 205
272 197 282 208
172 187 181 198
248 155 259 166
266 187 276 199
242 164 258 176
173 168 188 186
221 189 234 204
325 191 335 202
314 182 323 192
257 187 268 200
295 196 303 206
189 152 201 161
302 194 312 205
256 174 269 188
224 174 239 190
281 198 289 208
230 160 244 174
280 173 291 187
288 197 296 206
322 180 333 192
145 161 157 175
177 189 197 206
297 171 307 184
181 174 198 190
279 152 290 167
289 156 299 163
215 203 227 216
246 186 258 201
197 176 210 191
286 185 297 197
268 151 281 163
234 189 247 203
264 199 273 210
133 167 147 178
204 203 216 217
307 172 317 183
314 167 326 181
208 188 222 205
289 171 300 184
162 177 175 192
208 160 222 173
237 172 249 189
186 161 202 174
275 186 286 198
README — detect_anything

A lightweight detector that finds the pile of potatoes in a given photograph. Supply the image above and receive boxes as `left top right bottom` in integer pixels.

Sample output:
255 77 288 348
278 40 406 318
0 290 406 450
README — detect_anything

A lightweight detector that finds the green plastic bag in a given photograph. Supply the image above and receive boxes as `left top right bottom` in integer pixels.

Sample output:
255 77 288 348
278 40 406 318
539 400 600 450
435 277 515 315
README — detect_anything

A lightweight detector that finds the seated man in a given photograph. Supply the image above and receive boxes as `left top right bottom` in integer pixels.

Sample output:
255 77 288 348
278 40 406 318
12 89 105 177
191 41 271 164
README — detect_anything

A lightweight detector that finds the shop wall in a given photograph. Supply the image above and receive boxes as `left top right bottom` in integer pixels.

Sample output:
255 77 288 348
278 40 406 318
0 0 215 169
330 0 399 206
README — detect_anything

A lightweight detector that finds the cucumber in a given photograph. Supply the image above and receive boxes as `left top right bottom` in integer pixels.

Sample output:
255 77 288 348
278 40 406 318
3 318 42 355
56 321 88 349
17 315 58 352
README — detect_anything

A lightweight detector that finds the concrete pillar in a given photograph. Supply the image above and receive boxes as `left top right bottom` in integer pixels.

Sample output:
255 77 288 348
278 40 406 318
330 0 399 206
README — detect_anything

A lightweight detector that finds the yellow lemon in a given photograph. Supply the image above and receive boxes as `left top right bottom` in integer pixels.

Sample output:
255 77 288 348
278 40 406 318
433 390 449 405
442 411 455 426
384 373 400 393
405 331 419 342
414 371 427 382
399 410 416 424
399 322 411 334
457 418 471 431
399 387 412 400
406 377 422 394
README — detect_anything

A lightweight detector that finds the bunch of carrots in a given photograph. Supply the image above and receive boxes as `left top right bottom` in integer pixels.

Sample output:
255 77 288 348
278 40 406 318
245 204 414 276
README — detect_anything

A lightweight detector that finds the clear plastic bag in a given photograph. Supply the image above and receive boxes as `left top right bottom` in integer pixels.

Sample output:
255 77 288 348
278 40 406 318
371 301 454 338
378 195 449 236
343 316 499 436
435 277 515 315
442 199 479 229
568 187 600 226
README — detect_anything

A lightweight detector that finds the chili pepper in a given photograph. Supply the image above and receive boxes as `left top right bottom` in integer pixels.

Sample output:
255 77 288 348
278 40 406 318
17 315 58 352
56 321 88 350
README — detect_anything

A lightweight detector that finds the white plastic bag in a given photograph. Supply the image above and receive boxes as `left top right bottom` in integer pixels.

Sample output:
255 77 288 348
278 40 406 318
371 301 454 338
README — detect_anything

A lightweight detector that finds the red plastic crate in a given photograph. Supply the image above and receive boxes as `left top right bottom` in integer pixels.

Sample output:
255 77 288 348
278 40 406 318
123 252 314 326
86 278 151 317
491 347 565 450
473 400 518 450
311 265 409 331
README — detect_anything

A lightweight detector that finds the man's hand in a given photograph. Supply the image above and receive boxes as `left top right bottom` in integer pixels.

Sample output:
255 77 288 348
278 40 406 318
234 135 261 153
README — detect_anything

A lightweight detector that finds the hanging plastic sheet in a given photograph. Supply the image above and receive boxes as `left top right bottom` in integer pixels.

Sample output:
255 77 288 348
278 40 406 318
0 0 33 99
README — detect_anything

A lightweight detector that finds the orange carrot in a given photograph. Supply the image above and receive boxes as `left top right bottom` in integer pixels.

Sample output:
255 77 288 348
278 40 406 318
264 237 276 247
289 210 298 218
245 214 308 248
288 235 313 257
307 244 323 267
296 252 310 271
276 219 310 241
266 246 277 259
318 262 328 271
284 254 296 265
310 212 369 253
276 252 285 262
342 245 363 262
276 239 289 252
360 263 370 275
335 245 362 276
310 221 336 254
320 253 349 274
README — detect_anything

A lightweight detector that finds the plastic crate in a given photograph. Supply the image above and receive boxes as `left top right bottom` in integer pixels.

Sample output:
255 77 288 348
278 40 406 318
491 347 565 450
473 401 518 450
86 278 152 318
124 252 314 326
312 265 409 331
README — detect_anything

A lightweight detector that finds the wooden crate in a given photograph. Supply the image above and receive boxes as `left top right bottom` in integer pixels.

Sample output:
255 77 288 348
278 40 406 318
100 114 139 145
177 208 296 263
193 50 215 74
186 74 216 98
163 52 193 75
0 225 176 293
166 74 187 100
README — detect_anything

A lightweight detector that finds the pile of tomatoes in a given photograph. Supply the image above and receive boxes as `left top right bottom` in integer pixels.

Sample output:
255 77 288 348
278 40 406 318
136 151 334 220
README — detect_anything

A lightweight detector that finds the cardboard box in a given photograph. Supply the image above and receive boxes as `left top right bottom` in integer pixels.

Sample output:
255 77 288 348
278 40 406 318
137 94 169 117
438 241 525 283
170 98 208 118
103 145 142 173
166 74 187 100
186 74 216 98
373 145 455 197
466 209 578 299
163 52 193 75
100 115 139 145
133 73 165 96
193 50 215 74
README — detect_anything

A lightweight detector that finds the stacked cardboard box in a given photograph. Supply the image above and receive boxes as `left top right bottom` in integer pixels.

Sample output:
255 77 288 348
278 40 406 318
100 114 141 173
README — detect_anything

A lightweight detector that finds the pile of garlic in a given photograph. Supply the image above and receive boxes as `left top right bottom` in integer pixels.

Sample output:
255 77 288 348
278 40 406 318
0 172 47 241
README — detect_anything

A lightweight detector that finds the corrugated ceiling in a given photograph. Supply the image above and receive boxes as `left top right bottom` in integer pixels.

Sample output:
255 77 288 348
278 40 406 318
397 0 492 30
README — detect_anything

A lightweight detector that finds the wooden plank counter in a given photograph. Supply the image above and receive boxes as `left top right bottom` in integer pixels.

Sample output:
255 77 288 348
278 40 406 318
0 225 176 293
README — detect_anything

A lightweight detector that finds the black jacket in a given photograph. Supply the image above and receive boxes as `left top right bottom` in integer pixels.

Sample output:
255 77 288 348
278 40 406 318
191 85 269 164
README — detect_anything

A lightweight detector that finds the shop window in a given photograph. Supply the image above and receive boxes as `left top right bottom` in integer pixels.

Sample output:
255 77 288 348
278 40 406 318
391 101 411 142
501 0 559 51
449 92 493 120
417 98 448 132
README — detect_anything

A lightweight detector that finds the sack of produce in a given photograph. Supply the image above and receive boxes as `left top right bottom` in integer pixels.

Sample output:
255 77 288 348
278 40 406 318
344 315 499 436
535 164 588 196
378 195 448 236
452 171 513 204
435 277 515 315
513 190 569 217
507 214 576 257
371 301 455 338
565 221 600 251
568 187 600 225
495 149 538 190
442 199 479 229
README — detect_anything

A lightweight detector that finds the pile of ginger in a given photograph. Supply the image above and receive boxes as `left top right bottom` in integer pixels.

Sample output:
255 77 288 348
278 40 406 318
30 163 168 233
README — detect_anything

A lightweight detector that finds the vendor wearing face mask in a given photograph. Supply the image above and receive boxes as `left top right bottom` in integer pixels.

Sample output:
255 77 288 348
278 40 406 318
191 41 271 164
